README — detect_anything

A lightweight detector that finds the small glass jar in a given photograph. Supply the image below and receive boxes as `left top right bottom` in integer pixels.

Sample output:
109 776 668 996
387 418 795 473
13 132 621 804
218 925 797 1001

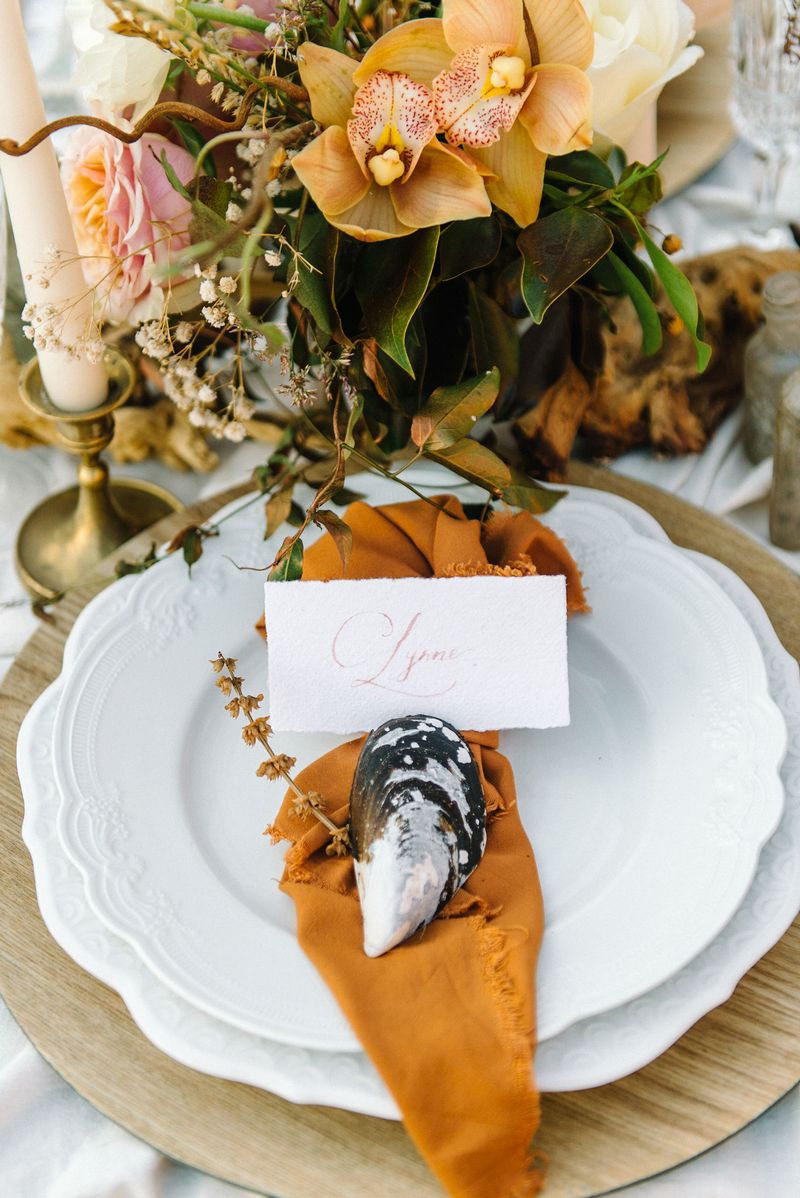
769 369 800 551
743 271 800 464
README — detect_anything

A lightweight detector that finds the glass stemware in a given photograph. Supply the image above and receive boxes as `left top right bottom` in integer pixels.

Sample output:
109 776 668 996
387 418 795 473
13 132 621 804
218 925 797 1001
731 0 800 228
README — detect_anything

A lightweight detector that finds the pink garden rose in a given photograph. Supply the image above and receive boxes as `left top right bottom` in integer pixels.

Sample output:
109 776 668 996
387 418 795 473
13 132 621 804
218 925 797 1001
62 128 196 325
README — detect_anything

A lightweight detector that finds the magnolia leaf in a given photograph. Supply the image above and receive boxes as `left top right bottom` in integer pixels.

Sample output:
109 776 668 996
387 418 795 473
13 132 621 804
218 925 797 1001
501 478 566 514
518 207 614 323
294 212 339 337
426 437 512 494
354 227 439 376
606 252 663 357
269 536 304 581
411 369 500 451
637 223 712 372
264 487 294 539
438 216 502 281
315 510 353 573
331 485 366 505
467 284 520 398
287 500 306 527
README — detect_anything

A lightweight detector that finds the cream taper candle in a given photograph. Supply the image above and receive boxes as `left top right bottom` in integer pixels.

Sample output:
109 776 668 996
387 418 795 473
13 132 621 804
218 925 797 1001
0 0 108 411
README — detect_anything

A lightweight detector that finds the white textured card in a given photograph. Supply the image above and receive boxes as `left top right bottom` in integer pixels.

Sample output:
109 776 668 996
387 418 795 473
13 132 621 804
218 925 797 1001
264 575 569 733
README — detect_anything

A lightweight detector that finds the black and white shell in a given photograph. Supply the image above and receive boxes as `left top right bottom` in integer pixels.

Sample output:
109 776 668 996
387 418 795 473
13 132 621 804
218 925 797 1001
349 715 487 958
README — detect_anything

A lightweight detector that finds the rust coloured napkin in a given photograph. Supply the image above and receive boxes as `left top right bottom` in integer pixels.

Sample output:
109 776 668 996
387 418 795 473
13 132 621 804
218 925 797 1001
270 497 587 1198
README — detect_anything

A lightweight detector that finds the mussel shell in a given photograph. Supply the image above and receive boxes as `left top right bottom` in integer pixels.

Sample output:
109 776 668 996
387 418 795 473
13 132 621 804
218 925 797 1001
349 715 486 957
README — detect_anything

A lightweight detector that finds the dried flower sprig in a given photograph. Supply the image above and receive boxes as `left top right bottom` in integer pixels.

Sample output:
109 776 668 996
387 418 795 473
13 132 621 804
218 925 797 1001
786 0 800 62
212 652 350 856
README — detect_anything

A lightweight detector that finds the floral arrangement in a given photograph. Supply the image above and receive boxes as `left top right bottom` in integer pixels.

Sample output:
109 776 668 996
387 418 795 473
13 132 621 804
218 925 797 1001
16 0 707 579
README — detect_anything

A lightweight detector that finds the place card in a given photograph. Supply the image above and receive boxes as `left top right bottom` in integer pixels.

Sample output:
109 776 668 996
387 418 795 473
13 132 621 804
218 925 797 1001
264 575 569 734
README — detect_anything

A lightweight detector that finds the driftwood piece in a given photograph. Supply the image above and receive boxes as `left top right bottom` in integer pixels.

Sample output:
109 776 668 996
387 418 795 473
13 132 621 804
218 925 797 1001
516 247 800 480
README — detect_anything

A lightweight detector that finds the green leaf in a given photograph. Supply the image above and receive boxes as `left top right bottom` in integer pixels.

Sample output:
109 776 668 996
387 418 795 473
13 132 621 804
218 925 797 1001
518 207 614 323
425 437 512 494
115 542 159 577
182 529 203 574
314 510 353 572
330 0 349 49
617 162 663 214
467 284 520 397
269 537 304 581
294 212 339 337
411 369 500 451
344 392 364 450
354 227 439 376
637 223 712 371
438 216 502 281
159 150 192 201
189 199 247 257
606 252 663 356
547 150 615 189
172 118 212 170
166 525 205 575
196 175 234 216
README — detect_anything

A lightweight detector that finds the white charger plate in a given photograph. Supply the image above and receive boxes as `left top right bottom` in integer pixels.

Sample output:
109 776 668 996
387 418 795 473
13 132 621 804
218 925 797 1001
46 474 787 1050
18 487 800 1107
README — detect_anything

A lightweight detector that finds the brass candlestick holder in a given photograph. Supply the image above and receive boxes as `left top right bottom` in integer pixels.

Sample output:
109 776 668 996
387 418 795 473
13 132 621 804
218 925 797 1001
15 347 182 602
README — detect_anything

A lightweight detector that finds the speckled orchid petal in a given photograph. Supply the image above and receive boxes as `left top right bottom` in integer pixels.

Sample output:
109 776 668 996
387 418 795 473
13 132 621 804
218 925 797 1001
347 70 437 182
296 43 357 129
524 0 594 69
435 140 496 176
329 184 417 241
470 120 545 228
291 125 370 217
442 0 529 59
390 140 492 228
519 62 592 155
434 45 535 148
353 19 453 88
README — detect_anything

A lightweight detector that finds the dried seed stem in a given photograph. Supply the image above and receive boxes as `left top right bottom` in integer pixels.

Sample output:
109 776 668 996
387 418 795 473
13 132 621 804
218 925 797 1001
212 652 350 853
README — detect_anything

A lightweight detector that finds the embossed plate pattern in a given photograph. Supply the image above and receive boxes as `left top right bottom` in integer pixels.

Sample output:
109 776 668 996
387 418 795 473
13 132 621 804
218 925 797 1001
47 478 787 1049
18 486 799 1106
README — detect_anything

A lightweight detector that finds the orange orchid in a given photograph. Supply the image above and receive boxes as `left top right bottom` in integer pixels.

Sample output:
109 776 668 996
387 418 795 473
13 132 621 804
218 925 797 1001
291 43 492 242
354 0 595 228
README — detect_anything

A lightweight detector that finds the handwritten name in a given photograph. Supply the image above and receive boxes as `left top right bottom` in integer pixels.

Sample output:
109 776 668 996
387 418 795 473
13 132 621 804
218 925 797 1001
331 611 468 697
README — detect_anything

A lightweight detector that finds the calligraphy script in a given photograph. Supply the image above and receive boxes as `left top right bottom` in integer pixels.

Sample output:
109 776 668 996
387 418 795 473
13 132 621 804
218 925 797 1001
264 575 569 734
331 610 469 697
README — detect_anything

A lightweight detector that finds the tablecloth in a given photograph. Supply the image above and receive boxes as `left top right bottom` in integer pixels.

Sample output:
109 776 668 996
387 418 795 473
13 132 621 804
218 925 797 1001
1 3 799 1193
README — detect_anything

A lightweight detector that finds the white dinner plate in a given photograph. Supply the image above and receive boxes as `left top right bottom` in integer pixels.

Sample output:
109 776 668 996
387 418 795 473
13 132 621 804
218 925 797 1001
47 474 786 1050
19 486 800 1107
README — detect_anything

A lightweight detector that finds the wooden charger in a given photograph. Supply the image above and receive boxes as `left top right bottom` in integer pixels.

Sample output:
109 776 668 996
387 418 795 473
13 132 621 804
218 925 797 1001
0 465 798 1197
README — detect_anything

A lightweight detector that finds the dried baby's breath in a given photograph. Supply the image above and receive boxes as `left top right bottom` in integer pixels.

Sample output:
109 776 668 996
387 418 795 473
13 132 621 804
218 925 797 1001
213 652 349 852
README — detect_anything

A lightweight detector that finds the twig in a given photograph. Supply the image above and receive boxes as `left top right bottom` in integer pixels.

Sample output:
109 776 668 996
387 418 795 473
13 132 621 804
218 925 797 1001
212 652 350 855
0 87 266 157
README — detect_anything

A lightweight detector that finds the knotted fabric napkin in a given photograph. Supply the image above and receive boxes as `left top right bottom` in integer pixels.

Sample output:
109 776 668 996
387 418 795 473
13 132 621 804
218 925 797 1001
270 497 586 1198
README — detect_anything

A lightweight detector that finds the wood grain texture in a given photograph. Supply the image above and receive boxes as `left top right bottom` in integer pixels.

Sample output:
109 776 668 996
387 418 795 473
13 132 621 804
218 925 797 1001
0 467 798 1198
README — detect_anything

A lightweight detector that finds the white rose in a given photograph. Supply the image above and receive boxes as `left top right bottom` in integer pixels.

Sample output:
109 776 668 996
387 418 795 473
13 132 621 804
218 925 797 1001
65 0 175 116
581 0 704 146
